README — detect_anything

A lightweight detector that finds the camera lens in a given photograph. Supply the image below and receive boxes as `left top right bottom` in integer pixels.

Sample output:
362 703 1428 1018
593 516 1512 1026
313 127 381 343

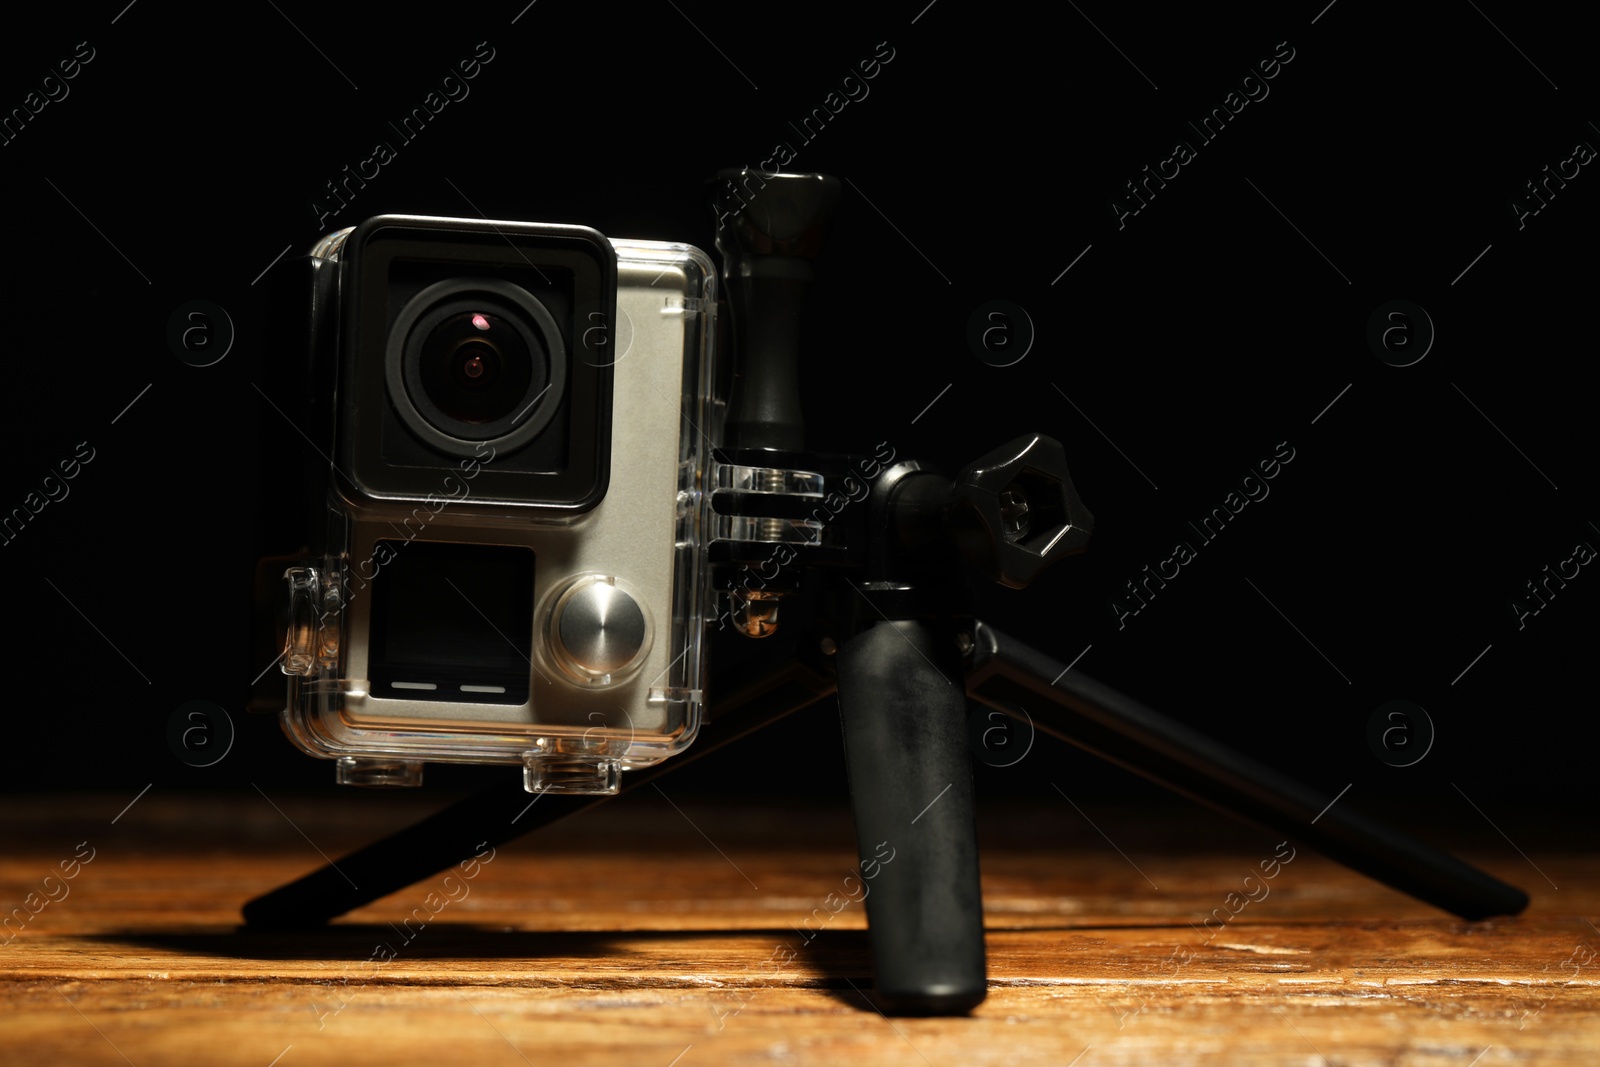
416 310 534 425
388 278 568 456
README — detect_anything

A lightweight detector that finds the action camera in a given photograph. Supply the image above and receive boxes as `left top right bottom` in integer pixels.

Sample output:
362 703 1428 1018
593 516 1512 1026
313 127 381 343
270 215 718 795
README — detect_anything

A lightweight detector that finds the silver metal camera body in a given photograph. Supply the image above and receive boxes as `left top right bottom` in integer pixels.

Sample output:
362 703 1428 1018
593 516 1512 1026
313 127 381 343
276 215 718 795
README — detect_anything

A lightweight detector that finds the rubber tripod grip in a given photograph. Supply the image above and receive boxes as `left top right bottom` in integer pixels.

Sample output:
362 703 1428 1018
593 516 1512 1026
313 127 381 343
835 619 987 1014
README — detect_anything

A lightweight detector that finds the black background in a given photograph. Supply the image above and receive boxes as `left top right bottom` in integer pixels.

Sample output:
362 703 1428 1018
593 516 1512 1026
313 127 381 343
2 3 1593 841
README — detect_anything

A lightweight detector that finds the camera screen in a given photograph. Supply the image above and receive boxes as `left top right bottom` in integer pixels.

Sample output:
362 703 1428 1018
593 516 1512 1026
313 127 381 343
367 540 534 705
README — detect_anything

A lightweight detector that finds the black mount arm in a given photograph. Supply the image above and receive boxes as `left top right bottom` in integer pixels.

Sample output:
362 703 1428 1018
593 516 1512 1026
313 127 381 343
966 623 1528 920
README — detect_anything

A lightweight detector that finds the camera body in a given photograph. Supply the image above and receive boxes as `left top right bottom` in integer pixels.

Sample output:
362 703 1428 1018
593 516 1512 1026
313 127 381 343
274 215 718 795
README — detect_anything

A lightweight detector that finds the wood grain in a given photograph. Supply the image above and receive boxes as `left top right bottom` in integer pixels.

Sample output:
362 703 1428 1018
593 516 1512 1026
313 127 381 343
2 793 1595 1066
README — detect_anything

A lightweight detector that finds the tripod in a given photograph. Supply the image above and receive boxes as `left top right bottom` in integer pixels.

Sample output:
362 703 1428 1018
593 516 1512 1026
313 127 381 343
244 171 1527 1015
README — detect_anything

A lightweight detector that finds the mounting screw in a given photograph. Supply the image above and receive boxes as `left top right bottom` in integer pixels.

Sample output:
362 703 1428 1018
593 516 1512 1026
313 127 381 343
819 636 838 656
998 486 1030 539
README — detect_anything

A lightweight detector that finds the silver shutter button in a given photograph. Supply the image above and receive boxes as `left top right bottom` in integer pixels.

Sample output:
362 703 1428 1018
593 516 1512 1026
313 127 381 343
550 577 649 683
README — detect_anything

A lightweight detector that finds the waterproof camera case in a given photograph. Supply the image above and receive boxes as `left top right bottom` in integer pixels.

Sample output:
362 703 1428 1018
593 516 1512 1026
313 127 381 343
275 215 718 795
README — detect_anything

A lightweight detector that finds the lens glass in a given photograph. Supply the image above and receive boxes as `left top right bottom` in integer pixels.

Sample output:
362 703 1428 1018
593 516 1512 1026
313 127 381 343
416 309 536 425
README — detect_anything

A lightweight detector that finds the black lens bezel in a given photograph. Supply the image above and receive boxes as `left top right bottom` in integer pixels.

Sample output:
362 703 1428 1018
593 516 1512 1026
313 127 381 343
336 216 615 512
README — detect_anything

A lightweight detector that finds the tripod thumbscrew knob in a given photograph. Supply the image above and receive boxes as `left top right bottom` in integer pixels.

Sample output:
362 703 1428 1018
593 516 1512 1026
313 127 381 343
949 434 1094 589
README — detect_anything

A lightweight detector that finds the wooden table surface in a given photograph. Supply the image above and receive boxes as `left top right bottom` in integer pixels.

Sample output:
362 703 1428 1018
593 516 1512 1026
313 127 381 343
2 790 1594 1066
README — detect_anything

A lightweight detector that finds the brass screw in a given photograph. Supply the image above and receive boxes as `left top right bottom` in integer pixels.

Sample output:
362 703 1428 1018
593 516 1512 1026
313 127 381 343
731 589 781 638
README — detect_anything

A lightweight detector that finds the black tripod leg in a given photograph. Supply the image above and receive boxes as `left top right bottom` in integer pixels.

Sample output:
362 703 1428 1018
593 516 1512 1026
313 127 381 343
836 620 986 1015
966 622 1528 920
243 657 837 928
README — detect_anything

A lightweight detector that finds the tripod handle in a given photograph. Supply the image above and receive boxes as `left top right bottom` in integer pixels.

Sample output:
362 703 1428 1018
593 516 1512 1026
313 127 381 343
835 618 987 1014
710 169 840 451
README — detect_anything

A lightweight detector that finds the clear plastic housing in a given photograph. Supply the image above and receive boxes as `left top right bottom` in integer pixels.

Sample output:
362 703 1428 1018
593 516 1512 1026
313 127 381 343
279 232 717 794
